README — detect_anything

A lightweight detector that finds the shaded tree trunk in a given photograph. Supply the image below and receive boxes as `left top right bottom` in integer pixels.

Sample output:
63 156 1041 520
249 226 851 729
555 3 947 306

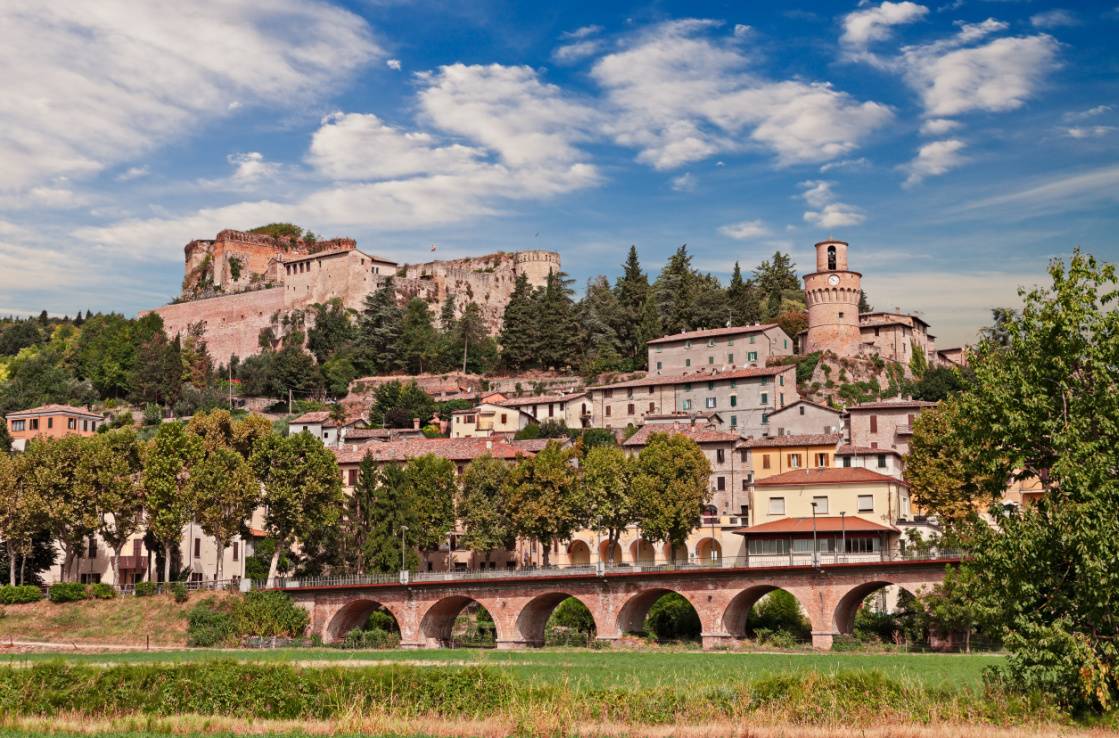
267 540 283 586
163 542 173 583
7 541 14 586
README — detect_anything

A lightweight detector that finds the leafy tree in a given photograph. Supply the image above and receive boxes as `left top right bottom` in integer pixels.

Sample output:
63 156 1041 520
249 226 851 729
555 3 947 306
339 454 378 574
399 298 441 373
269 331 322 399
459 455 512 566
402 454 456 553
80 430 144 584
919 566 1001 653
909 365 965 402
632 433 711 558
179 322 214 391
579 445 636 552
753 252 801 321
747 590 811 641
130 329 182 408
252 432 343 585
24 436 98 581
249 223 304 240
439 293 457 331
192 446 258 580
0 452 43 585
859 290 873 313
362 461 421 573
908 340 929 377
499 273 537 370
775 309 808 342
370 380 434 428
504 442 580 566
0 319 44 356
321 355 358 397
143 421 204 582
357 279 403 374
0 419 10 454
186 409 271 459
907 251 1119 712
307 299 356 364
646 593 701 640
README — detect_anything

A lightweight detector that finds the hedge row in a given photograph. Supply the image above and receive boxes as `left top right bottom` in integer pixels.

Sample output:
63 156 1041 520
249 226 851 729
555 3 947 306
0 585 42 604
47 582 115 603
0 662 1059 725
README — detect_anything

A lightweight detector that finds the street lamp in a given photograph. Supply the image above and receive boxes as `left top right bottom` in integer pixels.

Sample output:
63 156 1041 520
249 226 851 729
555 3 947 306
400 525 409 573
810 501 818 566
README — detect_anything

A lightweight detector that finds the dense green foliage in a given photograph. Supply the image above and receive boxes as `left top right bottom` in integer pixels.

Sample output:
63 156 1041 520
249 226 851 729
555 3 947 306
747 590 811 643
0 584 41 604
48 582 88 603
645 593 701 641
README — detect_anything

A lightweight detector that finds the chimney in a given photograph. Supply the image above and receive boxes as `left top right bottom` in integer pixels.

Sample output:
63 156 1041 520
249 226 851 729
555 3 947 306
412 417 420 430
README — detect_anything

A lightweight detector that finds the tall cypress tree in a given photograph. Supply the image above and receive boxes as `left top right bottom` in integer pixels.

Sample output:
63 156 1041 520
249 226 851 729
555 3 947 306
358 278 403 374
363 462 420 573
652 245 698 334
727 262 761 325
536 270 582 370
499 273 538 370
614 246 652 368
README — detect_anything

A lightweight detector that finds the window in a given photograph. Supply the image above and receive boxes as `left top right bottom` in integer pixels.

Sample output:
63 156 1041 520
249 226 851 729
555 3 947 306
685 340 692 349
874 327 880 337
877 454 887 469
742 479 749 491
717 476 726 491
768 497 785 515
816 453 830 467
749 538 789 555
685 358 691 367
11 420 24 431
747 351 758 362
347 469 357 486
787 453 801 468
707 381 715 390
727 353 734 364
842 456 851 467
761 413 769 425
779 375 785 386
648 402 655 412
827 244 836 270
67 417 76 429
728 338 735 346
729 395 737 407
784 339 789 349
730 379 737 388
627 403 635 415
812 496 829 514
729 415 737 428
846 536 879 553
760 392 768 405
682 399 693 410
47 417 53 429
760 376 768 386
606 406 612 417
684 383 692 391
548 404 555 417
749 335 756 344
649 386 655 394
779 393 785 406
232 542 239 562
656 361 662 370
706 338 715 347
869 415 878 433
838 311 845 319
87 538 97 558
500 413 507 424
708 356 714 365
626 388 634 399
858 495 874 512
29 419 38 430
762 454 771 469
739 449 747 463
194 538 202 558
705 397 716 409
716 449 725 464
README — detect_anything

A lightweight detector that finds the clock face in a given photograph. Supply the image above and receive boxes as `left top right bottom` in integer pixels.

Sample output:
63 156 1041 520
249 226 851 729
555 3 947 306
827 274 840 286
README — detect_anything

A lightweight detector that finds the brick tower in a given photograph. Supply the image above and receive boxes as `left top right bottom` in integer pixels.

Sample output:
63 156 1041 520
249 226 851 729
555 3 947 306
803 239 862 356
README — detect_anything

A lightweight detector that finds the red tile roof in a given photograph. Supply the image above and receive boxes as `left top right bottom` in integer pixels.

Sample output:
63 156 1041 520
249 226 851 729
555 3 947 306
646 324 780 345
4 404 103 419
738 433 842 449
333 436 555 465
734 516 897 535
846 400 937 411
622 423 740 447
754 467 906 487
588 364 792 391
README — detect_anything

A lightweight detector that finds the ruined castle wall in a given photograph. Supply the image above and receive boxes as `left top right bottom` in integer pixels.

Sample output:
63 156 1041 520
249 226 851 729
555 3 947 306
152 287 285 366
280 250 390 312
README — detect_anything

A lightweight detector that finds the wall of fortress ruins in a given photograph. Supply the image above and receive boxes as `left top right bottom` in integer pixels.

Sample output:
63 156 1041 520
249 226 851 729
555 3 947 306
156 230 560 366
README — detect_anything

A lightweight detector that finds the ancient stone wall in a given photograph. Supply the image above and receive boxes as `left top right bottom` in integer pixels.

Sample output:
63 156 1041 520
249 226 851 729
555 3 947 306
151 287 285 365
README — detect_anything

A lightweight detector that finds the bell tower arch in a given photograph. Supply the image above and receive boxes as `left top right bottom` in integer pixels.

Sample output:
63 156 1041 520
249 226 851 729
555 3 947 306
803 240 862 356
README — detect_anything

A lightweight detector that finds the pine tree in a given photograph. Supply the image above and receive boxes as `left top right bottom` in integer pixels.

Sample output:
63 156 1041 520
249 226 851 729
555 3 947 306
652 245 696 335
449 303 498 374
614 246 651 368
578 276 625 374
859 290 873 314
357 279 403 375
753 252 801 322
536 270 582 370
727 262 761 325
399 298 439 374
498 273 538 370
439 293 457 332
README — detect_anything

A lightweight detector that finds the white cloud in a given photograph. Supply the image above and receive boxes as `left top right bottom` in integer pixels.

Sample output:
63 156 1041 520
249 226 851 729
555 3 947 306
719 219 770 239
733 24 752 37
799 180 865 228
562 25 602 40
819 157 870 173
964 163 1119 214
227 152 279 183
552 39 603 64
920 118 961 135
115 166 149 182
903 138 967 186
1063 105 1112 122
386 58 402 71
841 1 929 60
671 172 697 192
1063 126 1116 139
308 112 484 180
591 19 891 169
0 1 381 193
899 25 1060 118
1030 9 1078 29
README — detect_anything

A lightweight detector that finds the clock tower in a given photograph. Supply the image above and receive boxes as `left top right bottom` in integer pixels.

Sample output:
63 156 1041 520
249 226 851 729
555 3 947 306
803 239 863 356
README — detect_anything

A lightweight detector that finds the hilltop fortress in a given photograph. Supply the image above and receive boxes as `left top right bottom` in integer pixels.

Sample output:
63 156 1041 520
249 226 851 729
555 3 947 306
153 229 559 365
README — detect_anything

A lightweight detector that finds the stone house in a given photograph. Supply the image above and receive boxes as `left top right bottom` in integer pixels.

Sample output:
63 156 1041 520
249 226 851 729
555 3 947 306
763 399 843 437
835 444 905 479
288 411 366 446
449 403 535 438
739 433 843 480
496 391 590 429
859 312 936 368
845 399 937 454
586 365 799 437
647 324 792 376
4 404 105 451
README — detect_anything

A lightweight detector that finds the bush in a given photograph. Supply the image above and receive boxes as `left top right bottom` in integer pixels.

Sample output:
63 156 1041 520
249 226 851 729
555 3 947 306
753 628 801 649
186 598 235 647
0 585 42 604
88 583 116 600
747 590 811 642
170 582 188 603
133 581 157 597
231 591 308 639
48 582 88 603
646 593 701 641
337 628 401 650
142 403 162 426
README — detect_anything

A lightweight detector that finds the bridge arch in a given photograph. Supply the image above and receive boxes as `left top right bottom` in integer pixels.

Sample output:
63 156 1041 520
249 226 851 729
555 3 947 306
324 598 405 643
514 591 600 647
419 595 505 648
616 587 702 636
832 579 923 635
721 585 811 639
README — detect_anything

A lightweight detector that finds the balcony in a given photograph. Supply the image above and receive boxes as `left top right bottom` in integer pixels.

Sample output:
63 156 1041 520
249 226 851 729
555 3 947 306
896 425 913 435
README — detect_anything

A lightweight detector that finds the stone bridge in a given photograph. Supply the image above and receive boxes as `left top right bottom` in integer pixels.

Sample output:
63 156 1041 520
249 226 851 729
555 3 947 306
276 556 954 650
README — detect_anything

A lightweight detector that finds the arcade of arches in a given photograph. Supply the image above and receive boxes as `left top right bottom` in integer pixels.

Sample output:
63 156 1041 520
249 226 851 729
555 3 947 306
293 560 946 650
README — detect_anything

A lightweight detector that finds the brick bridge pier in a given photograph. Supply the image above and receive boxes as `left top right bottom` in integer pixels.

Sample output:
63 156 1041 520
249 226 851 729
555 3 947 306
276 558 951 650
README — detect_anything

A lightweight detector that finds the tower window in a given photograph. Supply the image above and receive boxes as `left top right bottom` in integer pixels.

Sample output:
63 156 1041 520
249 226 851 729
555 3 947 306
838 312 844 319
827 245 837 270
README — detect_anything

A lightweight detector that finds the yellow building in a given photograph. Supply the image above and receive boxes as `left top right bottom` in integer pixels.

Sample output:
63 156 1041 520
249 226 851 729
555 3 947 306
739 433 842 480
748 467 911 529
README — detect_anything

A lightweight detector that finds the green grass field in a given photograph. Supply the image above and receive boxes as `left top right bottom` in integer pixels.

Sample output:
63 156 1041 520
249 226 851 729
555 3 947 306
0 646 1000 691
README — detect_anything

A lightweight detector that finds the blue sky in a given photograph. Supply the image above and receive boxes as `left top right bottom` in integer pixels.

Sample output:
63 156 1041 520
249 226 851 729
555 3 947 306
1 1 1116 346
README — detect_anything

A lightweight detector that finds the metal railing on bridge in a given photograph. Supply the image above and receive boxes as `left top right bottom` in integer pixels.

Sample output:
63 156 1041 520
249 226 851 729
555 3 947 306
268 548 963 590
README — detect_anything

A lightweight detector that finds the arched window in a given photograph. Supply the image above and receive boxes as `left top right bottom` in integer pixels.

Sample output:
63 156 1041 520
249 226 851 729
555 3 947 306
827 245 837 270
